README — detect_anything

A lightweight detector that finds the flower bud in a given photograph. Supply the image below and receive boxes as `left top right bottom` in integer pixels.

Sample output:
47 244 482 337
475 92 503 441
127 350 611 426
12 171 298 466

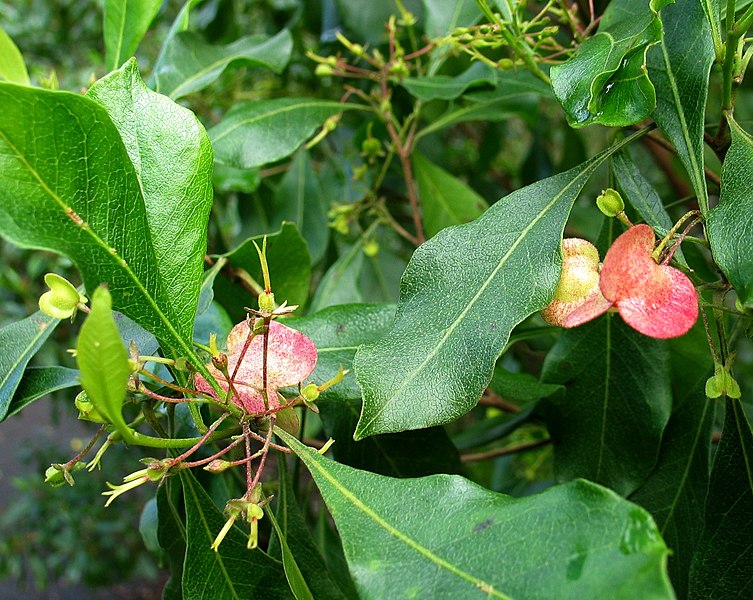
258 290 276 313
596 188 625 218
541 238 602 326
315 63 334 77
301 383 320 403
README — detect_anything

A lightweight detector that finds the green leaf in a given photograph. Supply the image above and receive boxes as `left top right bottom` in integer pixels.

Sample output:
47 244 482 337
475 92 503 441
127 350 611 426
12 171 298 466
551 0 668 127
402 63 497 101
103 0 161 71
0 25 29 85
421 0 480 37
266 509 315 600
215 222 311 322
150 0 202 87
0 82 202 361
688 399 753 599
708 116 753 306
277 429 675 600
309 243 365 313
333 0 423 44
272 150 329 264
180 470 293 600
158 479 187 600
87 59 214 344
5 366 80 420
631 378 714 599
155 30 293 100
0 312 59 421
541 315 672 495
648 0 714 212
210 98 359 169
77 286 131 433
612 150 687 266
353 132 644 439
413 151 488 238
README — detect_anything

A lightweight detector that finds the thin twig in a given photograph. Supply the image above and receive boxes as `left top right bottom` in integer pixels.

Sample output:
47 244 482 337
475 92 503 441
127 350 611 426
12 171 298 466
461 438 551 463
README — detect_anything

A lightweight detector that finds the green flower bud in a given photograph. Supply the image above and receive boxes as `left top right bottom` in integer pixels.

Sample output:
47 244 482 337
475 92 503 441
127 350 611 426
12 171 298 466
315 63 334 77
258 290 276 313
596 188 625 218
363 239 379 257
301 383 320 403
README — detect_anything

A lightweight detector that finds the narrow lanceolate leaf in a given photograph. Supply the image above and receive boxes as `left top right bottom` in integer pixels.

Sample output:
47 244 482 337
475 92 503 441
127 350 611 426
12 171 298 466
210 99 360 169
630 377 713 599
0 82 199 360
180 470 293 600
6 366 80 420
402 62 496 102
0 26 30 85
542 315 672 496
88 59 213 342
421 0 481 37
551 0 670 127
353 132 644 439
648 0 714 212
266 509 315 600
688 399 753 600
155 30 293 99
277 429 675 600
708 116 753 307
77 287 131 433
0 311 58 421
103 0 162 71
413 151 487 238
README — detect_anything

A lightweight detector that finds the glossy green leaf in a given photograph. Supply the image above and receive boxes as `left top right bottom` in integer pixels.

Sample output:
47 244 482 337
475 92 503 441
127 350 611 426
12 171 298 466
612 150 687 266
215 222 311 322
648 0 714 211
551 0 669 127
353 132 644 439
103 0 161 71
402 63 496 101
272 150 329 264
0 25 29 85
542 315 672 495
0 311 59 421
708 116 753 306
270 458 349 600
413 151 487 238
87 59 213 343
158 478 187 600
631 377 714 599
76 287 131 433
155 29 292 99
421 0 480 37
0 82 204 362
309 243 365 313
277 429 674 600
180 470 293 600
150 0 202 87
266 509 315 600
210 99 359 169
5 366 80 419
333 0 422 44
688 399 753 599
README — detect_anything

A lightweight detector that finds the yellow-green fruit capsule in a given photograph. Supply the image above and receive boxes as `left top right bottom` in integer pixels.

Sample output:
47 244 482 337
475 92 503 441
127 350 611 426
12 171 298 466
596 188 625 218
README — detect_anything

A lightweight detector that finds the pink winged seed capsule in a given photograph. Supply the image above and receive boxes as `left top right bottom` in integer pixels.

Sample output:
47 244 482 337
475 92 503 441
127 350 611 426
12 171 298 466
195 320 318 413
561 225 698 339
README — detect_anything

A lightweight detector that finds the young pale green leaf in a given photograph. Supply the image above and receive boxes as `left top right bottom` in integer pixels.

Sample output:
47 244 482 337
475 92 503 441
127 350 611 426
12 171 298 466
420 0 481 38
551 0 670 127
353 133 643 439
413 151 488 238
272 150 329 264
88 59 213 343
210 99 360 169
276 429 675 600
0 82 200 361
0 26 29 85
103 0 161 71
402 62 497 102
214 222 311 321
688 399 753 599
180 470 293 600
648 0 714 212
708 116 753 307
76 287 131 433
612 150 687 266
155 30 292 99
309 243 365 314
5 366 80 420
631 377 714 599
0 311 59 421
542 315 672 496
